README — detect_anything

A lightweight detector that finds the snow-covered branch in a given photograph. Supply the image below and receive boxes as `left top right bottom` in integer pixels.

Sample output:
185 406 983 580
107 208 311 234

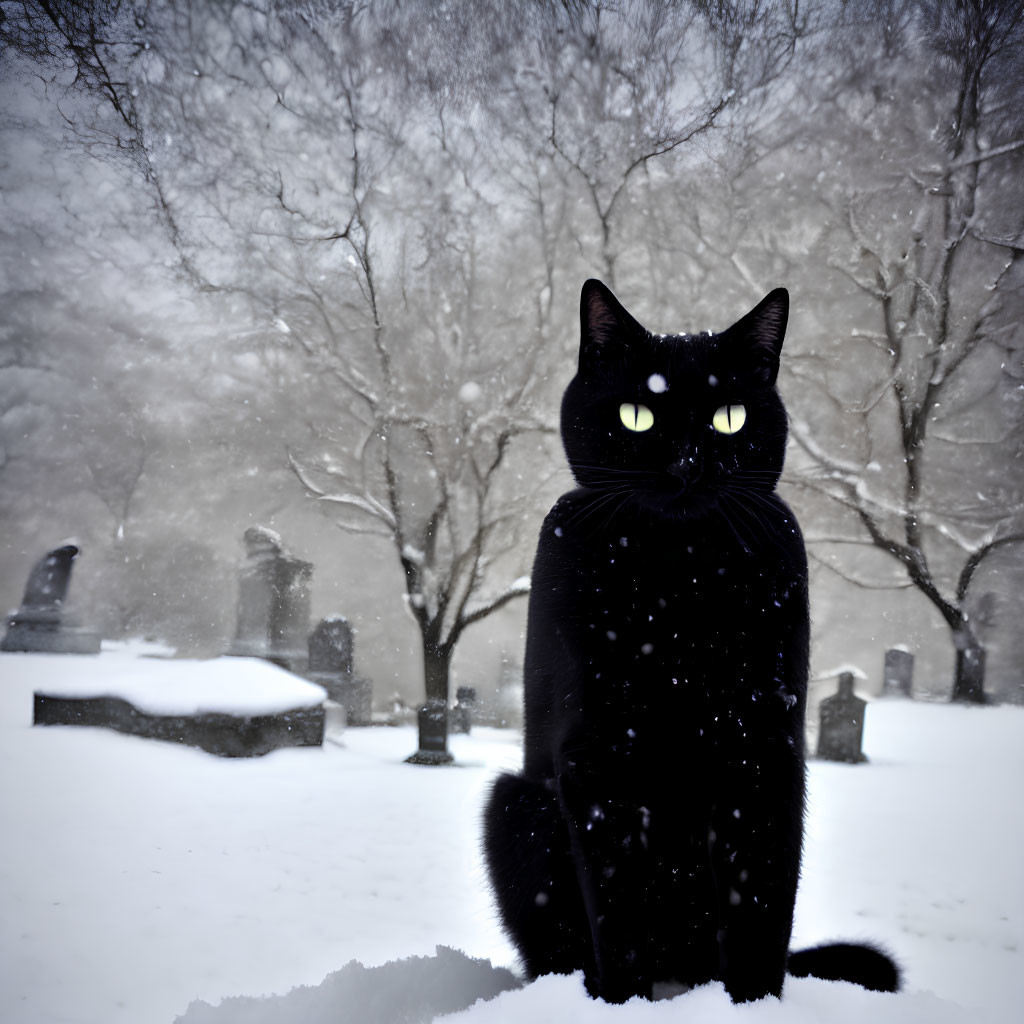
454 576 531 639
287 451 397 530
808 548 915 591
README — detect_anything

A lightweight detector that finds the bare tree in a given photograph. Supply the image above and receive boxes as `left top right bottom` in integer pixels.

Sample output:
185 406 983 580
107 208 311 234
284 86 562 759
149 3 564 754
250 11 565 757
3 0 566 755
781 0 1024 701
607 1 1024 700
488 1 751 287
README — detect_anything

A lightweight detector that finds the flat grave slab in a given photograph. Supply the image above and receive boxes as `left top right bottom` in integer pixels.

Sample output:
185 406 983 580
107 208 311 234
4 643 326 757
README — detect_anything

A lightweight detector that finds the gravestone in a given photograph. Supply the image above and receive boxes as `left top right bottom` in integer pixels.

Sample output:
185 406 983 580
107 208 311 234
817 672 868 763
305 616 373 726
883 648 914 697
452 686 477 734
2 543 101 654
406 699 454 765
309 616 354 676
228 527 312 672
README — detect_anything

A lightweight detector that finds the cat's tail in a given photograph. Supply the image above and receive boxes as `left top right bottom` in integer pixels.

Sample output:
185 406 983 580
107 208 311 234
787 942 901 993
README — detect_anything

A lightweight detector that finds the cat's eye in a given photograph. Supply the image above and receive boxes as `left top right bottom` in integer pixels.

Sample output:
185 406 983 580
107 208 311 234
619 403 654 432
712 404 746 434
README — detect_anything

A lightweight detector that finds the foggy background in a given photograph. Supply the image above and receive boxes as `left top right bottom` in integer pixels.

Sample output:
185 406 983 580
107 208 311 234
1 0 1021 708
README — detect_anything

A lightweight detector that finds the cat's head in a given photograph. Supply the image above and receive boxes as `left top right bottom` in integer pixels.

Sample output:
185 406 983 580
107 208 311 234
560 279 790 521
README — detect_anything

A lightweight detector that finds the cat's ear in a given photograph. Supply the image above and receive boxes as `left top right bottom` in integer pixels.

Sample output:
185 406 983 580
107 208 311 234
723 288 789 386
579 279 644 371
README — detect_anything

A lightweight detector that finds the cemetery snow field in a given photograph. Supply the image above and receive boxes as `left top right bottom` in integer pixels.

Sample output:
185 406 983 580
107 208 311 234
1 646 1022 1024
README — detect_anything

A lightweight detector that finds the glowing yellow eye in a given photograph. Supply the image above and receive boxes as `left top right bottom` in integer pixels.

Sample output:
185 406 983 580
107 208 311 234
619 403 654 432
712 404 746 434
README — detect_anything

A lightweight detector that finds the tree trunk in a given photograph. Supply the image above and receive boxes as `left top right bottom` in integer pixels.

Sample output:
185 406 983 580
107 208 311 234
422 641 451 705
951 631 986 704
406 640 454 764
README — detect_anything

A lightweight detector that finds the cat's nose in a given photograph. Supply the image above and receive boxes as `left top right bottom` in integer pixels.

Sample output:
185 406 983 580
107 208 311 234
666 463 691 486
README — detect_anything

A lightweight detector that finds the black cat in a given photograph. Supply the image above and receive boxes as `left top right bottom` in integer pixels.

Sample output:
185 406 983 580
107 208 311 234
483 280 899 1004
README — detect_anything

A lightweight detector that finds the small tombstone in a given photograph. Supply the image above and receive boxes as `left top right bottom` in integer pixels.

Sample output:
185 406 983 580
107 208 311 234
406 699 454 765
452 686 477 734
883 648 914 697
305 616 372 725
817 672 868 763
228 527 312 672
2 544 101 654
309 616 354 676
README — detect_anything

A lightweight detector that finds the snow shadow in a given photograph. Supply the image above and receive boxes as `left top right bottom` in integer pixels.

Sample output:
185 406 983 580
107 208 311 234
175 946 522 1024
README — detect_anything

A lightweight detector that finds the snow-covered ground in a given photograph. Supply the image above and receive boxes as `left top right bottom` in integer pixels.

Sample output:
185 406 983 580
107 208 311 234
1 645 1021 1023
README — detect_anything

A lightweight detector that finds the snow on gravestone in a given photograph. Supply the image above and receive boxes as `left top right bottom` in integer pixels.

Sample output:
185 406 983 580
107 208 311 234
33 652 326 758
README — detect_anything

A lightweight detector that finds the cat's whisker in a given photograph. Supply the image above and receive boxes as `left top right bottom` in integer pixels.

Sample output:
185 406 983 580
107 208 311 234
564 487 635 529
711 495 757 554
572 463 655 478
728 485 789 523
597 490 637 534
741 491 789 522
717 489 793 561
720 469 780 489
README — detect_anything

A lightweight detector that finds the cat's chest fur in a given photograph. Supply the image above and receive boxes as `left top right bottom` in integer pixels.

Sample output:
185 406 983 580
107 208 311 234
525 489 806 779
